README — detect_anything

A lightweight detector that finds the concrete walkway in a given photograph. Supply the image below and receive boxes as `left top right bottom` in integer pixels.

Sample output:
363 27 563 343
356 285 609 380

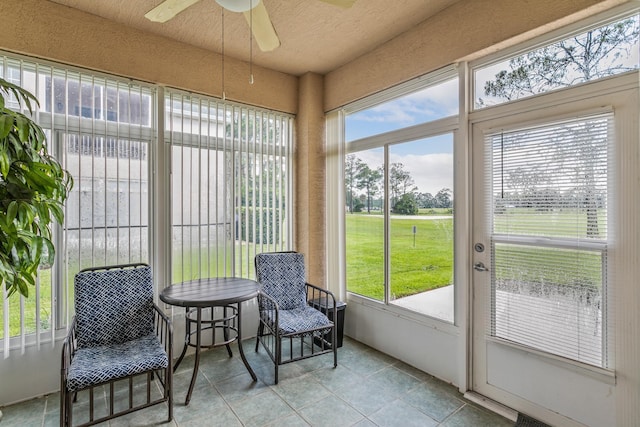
392 285 454 322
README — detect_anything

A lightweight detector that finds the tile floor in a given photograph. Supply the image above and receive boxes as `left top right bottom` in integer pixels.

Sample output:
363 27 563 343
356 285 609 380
0 337 513 426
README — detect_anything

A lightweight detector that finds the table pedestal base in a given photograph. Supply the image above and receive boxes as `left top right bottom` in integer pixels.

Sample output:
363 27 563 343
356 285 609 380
174 303 257 405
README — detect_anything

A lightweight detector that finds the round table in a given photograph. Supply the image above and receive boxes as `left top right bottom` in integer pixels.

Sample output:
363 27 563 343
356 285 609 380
160 277 259 405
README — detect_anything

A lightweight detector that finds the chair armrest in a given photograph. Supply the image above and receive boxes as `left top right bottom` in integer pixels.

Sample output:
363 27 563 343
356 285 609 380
60 317 77 383
257 290 281 335
257 290 280 312
306 283 337 314
152 304 173 364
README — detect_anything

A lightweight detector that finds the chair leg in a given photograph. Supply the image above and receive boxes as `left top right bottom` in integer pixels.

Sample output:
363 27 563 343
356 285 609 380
274 334 281 384
333 326 338 368
64 388 73 427
255 322 264 352
60 388 65 427
167 365 173 422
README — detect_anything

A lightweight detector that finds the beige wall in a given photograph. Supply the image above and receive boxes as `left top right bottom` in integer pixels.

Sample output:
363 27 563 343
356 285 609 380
324 0 626 111
295 73 326 285
0 0 297 113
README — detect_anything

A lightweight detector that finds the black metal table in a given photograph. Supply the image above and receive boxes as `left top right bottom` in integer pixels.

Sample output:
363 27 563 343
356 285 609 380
160 277 259 405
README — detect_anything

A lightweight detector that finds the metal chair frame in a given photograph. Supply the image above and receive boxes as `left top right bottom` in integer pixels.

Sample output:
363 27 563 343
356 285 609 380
254 252 338 384
60 263 173 427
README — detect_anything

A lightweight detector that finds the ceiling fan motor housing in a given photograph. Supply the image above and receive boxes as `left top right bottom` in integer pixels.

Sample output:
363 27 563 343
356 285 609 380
215 0 259 13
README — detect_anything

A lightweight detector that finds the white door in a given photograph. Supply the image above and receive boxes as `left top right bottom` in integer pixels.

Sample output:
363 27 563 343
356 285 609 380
470 82 637 426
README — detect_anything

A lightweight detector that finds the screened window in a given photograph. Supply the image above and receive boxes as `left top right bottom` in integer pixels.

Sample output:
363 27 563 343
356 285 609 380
344 73 458 322
488 113 611 367
166 91 293 283
475 14 639 109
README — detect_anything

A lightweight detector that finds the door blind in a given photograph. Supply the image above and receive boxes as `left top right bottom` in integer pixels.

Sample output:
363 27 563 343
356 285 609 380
487 112 612 367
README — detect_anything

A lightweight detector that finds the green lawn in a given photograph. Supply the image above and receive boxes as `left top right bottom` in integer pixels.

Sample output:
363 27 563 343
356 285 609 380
2 208 602 339
0 268 54 340
346 214 454 300
171 240 260 283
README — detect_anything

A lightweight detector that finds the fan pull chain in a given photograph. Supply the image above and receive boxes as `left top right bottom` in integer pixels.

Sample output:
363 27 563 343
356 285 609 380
249 0 254 85
221 8 226 100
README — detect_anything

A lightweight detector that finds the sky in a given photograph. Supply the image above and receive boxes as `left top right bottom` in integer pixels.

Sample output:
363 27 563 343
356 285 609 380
345 78 457 196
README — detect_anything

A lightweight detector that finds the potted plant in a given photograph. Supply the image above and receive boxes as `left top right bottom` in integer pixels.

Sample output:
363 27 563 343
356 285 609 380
0 78 73 300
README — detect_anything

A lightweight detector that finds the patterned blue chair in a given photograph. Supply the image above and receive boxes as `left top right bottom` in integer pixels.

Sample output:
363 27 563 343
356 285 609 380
60 263 172 427
254 252 337 384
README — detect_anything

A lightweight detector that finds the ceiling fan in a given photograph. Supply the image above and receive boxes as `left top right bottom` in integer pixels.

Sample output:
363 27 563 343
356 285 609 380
145 0 357 52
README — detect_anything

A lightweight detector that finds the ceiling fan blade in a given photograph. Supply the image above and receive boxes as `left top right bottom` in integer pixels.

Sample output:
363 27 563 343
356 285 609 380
318 0 357 8
243 0 280 52
145 0 201 23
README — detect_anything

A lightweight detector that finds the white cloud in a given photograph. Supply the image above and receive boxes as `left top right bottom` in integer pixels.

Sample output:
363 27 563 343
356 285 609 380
352 79 459 125
393 152 453 196
357 150 453 196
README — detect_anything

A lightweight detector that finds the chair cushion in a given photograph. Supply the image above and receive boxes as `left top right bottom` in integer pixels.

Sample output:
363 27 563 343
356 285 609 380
67 334 168 392
263 306 332 336
74 265 155 348
255 252 307 310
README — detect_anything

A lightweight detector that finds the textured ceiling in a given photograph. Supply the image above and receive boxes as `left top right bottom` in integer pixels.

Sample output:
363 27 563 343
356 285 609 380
48 0 461 76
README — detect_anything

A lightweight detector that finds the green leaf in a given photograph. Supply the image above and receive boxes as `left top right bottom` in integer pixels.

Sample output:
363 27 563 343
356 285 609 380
0 77 39 114
17 277 29 298
7 201 18 222
0 146 9 177
14 115 30 142
0 113 12 139
17 201 36 228
30 236 43 263
49 202 65 224
42 238 55 266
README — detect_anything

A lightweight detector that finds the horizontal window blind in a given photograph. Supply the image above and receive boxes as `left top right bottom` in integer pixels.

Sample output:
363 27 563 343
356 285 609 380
488 113 612 367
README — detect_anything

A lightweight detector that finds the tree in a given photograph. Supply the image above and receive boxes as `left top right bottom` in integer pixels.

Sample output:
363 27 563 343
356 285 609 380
394 193 418 215
345 154 363 213
356 164 382 213
482 18 637 237
0 78 73 298
416 192 435 208
482 17 639 104
389 162 416 208
434 188 452 209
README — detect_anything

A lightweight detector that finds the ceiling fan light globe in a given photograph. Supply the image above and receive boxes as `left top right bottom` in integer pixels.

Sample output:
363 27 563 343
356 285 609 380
215 0 259 13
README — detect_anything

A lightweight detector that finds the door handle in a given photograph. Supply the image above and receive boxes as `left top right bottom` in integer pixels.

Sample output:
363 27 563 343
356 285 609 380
473 262 489 272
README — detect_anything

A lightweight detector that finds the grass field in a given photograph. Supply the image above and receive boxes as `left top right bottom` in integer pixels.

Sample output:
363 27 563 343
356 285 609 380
346 214 454 301
0 269 54 340
2 208 602 339
1 239 271 339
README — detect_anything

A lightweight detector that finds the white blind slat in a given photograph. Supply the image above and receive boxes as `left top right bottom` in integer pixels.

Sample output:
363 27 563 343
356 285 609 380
1 56 154 354
488 113 611 368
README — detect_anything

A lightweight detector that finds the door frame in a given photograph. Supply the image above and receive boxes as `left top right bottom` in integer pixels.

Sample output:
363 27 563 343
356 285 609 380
468 72 639 427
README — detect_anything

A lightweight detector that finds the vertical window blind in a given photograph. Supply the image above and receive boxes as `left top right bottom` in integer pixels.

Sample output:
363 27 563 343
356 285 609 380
1 55 295 356
488 112 612 367
1 55 155 356
166 90 293 283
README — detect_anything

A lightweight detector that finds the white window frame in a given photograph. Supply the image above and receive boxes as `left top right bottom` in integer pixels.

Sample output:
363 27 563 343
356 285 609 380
471 4 640 112
329 65 462 327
